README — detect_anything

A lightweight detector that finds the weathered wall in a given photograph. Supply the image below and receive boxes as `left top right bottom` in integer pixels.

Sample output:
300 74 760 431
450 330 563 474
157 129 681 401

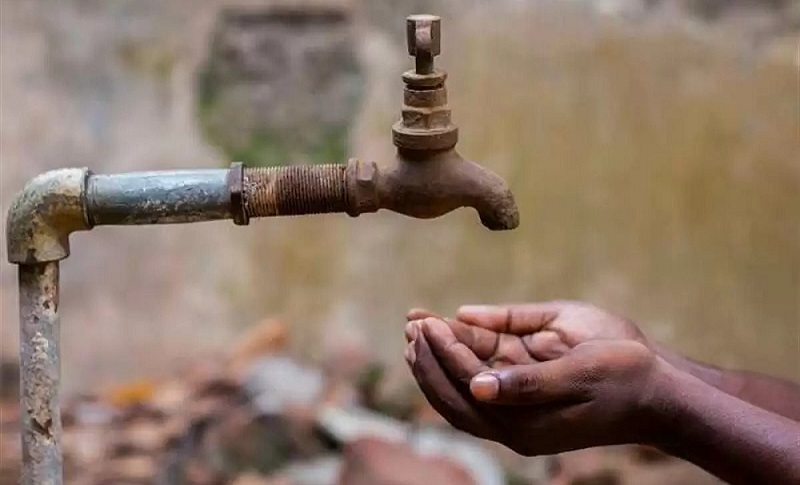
1 0 797 395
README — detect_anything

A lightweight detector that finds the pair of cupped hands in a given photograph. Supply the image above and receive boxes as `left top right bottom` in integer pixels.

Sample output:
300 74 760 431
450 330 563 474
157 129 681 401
404 302 669 456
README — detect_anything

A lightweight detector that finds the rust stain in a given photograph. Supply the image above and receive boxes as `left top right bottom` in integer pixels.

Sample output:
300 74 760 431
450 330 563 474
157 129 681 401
26 332 55 440
6 168 90 264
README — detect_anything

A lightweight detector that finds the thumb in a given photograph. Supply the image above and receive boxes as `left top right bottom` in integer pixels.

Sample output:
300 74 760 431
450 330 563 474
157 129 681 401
470 358 588 405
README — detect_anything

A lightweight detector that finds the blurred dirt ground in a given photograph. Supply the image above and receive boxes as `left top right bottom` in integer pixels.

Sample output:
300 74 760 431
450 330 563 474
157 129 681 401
0 318 723 485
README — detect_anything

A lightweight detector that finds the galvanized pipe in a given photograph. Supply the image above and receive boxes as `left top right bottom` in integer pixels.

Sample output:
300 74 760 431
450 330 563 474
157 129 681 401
18 262 62 485
87 169 232 225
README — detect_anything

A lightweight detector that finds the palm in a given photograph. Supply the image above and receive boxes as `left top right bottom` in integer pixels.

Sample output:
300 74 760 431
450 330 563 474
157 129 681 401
408 302 647 365
527 303 647 358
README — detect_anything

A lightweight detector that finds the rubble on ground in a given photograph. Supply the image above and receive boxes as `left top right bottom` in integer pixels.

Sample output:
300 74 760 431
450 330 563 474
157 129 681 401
0 319 719 485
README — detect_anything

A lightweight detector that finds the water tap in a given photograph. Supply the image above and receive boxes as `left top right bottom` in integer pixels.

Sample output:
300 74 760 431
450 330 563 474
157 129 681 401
232 14 520 230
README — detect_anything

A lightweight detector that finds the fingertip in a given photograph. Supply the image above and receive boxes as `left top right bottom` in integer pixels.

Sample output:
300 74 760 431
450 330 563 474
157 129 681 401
405 320 421 342
406 308 424 320
404 342 416 366
420 316 448 340
470 372 500 401
407 308 438 321
413 330 427 356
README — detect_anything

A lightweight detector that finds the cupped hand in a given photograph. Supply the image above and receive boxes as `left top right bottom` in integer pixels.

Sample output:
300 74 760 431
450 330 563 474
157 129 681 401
408 301 648 365
404 317 665 456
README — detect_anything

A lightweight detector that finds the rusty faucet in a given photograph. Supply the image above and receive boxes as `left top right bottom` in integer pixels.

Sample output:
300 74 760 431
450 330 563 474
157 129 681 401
381 14 519 230
226 14 519 229
6 14 517 484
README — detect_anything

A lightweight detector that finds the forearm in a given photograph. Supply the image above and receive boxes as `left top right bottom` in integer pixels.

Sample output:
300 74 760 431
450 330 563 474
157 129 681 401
654 343 800 421
648 362 800 485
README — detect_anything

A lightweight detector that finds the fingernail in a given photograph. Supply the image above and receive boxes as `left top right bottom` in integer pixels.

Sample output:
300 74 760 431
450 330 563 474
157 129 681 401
470 373 499 401
421 316 436 327
457 305 504 318
404 343 416 365
421 317 446 338
405 321 420 341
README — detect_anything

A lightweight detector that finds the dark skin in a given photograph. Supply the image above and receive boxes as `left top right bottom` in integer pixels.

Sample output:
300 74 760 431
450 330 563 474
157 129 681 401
404 302 800 485
407 302 800 421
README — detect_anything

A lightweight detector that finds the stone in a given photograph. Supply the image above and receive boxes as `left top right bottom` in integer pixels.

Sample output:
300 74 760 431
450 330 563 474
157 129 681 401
315 404 407 445
410 427 506 485
338 437 478 485
316 404 504 485
244 355 325 416
281 455 343 485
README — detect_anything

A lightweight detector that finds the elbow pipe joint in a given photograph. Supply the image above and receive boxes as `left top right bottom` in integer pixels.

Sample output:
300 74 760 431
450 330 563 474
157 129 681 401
6 168 92 264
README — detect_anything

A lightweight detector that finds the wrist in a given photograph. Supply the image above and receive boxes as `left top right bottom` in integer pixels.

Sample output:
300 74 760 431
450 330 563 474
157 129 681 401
636 356 690 447
652 343 725 390
651 342 690 372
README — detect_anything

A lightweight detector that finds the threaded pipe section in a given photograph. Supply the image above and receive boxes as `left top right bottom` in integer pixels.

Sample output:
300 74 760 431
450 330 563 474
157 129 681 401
243 164 348 217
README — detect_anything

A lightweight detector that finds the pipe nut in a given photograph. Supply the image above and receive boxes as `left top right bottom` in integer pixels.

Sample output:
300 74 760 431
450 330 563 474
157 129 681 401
346 158 380 216
227 162 249 225
392 122 458 151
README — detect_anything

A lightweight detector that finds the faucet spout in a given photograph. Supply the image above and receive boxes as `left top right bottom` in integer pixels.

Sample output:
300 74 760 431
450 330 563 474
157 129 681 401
374 148 519 230
372 14 519 230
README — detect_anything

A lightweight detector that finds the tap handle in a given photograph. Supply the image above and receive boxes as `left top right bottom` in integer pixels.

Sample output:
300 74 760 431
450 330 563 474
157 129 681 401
406 14 441 75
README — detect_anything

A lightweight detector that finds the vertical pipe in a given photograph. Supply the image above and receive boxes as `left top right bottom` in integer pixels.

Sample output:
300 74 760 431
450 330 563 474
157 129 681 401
18 262 62 485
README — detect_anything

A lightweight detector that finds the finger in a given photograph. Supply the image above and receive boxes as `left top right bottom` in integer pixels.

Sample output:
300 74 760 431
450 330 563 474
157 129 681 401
404 341 416 367
420 318 490 386
411 333 490 436
409 314 499 362
469 357 590 405
487 333 538 366
405 319 422 343
456 302 563 335
447 319 500 361
524 331 571 361
407 308 441 321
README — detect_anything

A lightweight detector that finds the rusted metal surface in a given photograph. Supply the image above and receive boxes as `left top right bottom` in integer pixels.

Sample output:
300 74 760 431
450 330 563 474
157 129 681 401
18 262 63 485
393 16 456 152
407 14 440 75
386 15 519 230
6 169 91 264
345 158 380 217
241 14 518 230
228 162 249 225
243 164 348 218
374 149 520 231
87 170 232 225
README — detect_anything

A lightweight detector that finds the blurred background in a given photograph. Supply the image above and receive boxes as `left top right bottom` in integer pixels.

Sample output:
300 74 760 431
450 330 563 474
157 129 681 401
1 0 798 484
